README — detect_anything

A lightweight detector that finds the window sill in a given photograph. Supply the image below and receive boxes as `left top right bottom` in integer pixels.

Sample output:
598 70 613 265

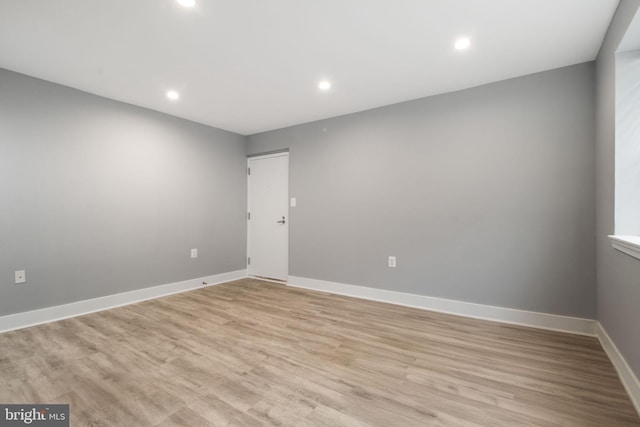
609 235 640 261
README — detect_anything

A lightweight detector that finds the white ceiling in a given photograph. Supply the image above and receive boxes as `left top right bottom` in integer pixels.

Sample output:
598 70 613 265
0 0 619 135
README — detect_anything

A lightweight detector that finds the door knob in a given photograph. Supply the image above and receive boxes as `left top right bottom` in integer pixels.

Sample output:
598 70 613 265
277 216 286 224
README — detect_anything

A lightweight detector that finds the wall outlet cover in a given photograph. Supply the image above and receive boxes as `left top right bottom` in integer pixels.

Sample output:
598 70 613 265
15 270 26 284
388 256 396 268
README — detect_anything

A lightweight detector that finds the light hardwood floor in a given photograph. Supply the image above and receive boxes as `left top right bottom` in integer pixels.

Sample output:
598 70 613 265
0 278 638 426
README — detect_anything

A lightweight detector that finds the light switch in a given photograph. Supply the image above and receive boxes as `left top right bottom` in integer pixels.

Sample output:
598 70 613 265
290 197 297 207
190 248 198 259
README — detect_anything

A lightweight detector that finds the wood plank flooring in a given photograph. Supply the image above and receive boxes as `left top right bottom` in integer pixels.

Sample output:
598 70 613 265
0 278 638 426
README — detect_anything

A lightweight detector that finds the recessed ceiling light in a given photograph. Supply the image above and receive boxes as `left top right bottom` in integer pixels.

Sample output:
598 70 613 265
166 90 180 100
455 37 471 50
318 81 331 91
176 0 195 7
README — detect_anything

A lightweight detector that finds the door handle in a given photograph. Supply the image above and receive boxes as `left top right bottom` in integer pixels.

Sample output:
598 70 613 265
277 216 286 224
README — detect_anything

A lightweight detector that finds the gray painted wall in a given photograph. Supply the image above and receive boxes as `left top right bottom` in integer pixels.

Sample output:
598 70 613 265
596 0 640 378
0 68 247 316
248 63 597 318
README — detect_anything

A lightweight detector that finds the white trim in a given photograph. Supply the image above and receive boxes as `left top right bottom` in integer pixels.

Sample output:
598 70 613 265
596 322 640 416
248 275 287 284
247 156 250 272
287 276 596 336
0 270 247 334
609 235 640 260
247 152 289 161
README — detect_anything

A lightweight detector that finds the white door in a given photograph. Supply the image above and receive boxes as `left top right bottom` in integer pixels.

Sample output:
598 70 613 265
247 153 289 281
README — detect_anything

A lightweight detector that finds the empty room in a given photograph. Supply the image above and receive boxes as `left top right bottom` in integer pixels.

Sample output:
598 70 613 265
1 0 640 426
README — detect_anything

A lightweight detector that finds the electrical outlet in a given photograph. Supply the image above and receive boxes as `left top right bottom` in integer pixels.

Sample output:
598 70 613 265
190 248 198 259
15 270 26 284
388 256 396 268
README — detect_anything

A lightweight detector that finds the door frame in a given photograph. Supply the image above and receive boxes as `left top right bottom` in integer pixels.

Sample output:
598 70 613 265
246 152 290 280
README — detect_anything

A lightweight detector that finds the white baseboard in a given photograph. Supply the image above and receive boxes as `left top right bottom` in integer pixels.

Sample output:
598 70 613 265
0 269 247 334
596 322 640 415
287 276 596 336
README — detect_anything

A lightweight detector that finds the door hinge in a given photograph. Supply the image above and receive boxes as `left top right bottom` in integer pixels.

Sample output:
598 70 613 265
247 257 251 265
248 212 251 220
247 167 251 175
